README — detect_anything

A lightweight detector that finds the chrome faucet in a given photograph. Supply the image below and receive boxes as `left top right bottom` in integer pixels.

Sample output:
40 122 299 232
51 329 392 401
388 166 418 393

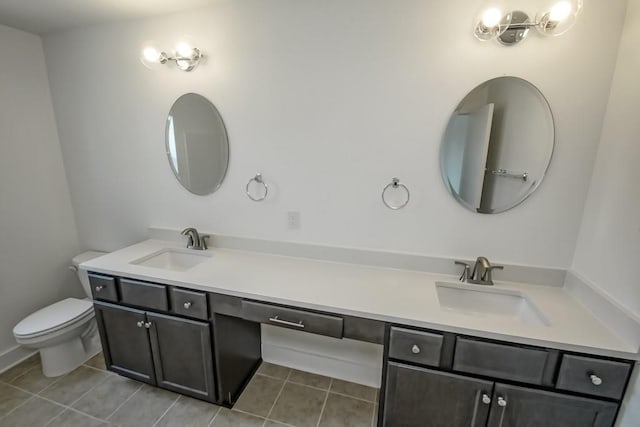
181 227 210 250
454 257 503 286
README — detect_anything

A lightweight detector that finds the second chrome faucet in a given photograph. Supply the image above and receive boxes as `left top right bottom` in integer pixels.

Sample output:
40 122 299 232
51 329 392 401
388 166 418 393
181 227 210 250
455 257 503 286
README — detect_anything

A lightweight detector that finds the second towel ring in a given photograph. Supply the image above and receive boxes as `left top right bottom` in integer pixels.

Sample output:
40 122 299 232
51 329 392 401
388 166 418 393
246 173 268 201
382 177 410 210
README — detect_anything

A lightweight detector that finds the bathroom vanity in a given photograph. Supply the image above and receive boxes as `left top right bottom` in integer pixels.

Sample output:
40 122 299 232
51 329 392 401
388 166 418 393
82 239 638 427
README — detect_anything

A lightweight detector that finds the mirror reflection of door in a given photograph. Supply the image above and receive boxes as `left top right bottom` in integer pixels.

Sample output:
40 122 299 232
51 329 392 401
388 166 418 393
441 77 554 214
165 93 229 196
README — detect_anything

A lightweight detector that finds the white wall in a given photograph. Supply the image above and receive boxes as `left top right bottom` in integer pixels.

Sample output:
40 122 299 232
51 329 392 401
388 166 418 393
571 1 640 424
0 25 81 360
42 0 627 269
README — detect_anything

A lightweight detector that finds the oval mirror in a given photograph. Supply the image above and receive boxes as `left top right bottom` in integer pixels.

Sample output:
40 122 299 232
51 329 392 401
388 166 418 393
440 77 554 213
165 93 229 195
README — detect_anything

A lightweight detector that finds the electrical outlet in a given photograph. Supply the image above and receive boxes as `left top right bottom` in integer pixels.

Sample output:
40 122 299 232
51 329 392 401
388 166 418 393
287 211 300 230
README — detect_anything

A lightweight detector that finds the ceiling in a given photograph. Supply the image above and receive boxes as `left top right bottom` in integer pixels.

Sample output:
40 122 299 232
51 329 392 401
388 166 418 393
0 0 216 34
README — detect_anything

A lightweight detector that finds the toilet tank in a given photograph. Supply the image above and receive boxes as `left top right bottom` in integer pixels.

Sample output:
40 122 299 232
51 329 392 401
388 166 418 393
71 251 107 298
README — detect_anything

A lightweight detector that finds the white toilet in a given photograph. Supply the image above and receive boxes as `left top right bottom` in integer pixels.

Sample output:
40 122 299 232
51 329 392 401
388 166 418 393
13 251 107 377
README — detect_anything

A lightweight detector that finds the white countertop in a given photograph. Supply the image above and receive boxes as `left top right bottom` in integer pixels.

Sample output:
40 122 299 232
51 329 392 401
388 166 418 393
81 239 639 360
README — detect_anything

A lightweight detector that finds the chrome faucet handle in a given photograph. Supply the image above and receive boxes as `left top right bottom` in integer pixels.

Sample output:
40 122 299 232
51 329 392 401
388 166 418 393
200 235 210 250
454 261 470 282
485 264 504 284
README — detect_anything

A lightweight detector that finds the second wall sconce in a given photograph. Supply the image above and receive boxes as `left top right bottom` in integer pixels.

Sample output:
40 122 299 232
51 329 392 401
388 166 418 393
475 0 583 45
141 42 203 71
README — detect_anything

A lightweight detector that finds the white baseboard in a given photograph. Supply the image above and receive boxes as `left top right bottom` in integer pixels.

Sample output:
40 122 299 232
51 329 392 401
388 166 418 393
0 345 37 374
260 325 383 388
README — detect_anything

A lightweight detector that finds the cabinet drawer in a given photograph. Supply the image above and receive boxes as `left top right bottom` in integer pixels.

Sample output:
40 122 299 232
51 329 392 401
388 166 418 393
88 274 118 302
389 327 443 367
170 288 208 320
242 300 343 338
556 355 631 400
453 337 557 385
119 278 168 311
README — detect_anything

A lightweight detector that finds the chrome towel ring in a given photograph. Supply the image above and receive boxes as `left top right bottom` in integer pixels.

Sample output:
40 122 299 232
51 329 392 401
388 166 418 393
382 177 410 210
246 173 268 201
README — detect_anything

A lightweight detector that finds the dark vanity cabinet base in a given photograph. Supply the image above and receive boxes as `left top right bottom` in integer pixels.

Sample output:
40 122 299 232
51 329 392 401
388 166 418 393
212 314 262 405
384 362 492 427
380 325 632 427
94 301 217 402
93 302 156 384
147 312 216 402
488 383 618 427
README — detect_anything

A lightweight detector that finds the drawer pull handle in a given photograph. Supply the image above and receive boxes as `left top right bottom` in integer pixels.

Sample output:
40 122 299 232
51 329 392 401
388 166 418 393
268 316 304 328
95 285 104 292
590 374 603 386
497 397 507 407
136 321 144 328
411 345 421 354
481 393 491 404
183 301 192 309
144 321 152 329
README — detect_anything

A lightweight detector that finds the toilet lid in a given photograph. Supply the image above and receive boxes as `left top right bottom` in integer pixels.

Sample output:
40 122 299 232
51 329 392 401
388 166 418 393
14 298 93 338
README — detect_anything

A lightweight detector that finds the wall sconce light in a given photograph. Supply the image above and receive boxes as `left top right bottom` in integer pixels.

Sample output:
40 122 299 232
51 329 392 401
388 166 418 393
474 0 583 45
141 42 203 71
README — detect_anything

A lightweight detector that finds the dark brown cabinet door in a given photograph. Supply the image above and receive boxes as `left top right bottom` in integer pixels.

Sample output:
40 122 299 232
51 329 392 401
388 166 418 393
147 312 216 402
488 383 618 427
93 301 156 384
383 362 493 427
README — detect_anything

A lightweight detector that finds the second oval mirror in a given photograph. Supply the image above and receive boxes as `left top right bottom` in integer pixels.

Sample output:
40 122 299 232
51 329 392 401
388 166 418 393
440 77 554 214
165 93 229 195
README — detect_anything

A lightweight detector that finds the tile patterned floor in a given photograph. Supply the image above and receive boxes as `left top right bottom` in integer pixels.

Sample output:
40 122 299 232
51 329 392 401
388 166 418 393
0 353 379 426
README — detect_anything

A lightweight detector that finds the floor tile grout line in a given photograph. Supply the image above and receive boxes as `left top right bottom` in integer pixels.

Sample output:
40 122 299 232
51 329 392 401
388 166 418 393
1 363 40 385
286 378 331 391
39 403 67 427
316 378 332 427
0 394 37 421
152 393 181 427
261 369 291 427
206 405 222 427
104 382 143 421
66 369 112 408
327 389 378 404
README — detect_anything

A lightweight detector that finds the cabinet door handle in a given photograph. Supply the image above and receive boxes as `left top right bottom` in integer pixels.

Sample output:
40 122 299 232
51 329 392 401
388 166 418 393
411 345 421 354
590 374 603 386
268 316 304 328
481 393 491 404
497 396 507 407
136 321 144 328
144 321 152 329
183 301 192 309
95 285 104 292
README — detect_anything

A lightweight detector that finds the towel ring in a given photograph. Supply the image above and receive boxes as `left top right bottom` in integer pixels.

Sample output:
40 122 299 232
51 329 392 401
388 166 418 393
246 173 268 202
382 177 410 210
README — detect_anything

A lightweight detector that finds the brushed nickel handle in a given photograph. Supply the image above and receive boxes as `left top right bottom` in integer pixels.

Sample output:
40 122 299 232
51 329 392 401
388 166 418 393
590 374 603 386
94 285 104 292
411 345 421 354
144 322 152 329
497 396 507 407
268 316 304 328
482 393 491 404
183 301 192 309
136 321 144 328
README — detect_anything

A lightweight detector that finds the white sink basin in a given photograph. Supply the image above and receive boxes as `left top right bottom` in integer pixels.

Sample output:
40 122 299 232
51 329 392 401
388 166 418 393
435 282 549 327
131 248 211 271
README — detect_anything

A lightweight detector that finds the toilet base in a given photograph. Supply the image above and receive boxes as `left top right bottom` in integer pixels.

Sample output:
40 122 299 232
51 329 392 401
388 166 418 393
39 324 102 377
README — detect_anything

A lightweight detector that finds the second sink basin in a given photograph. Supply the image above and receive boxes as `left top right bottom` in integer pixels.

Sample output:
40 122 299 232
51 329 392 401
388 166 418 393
435 282 549 327
131 248 211 272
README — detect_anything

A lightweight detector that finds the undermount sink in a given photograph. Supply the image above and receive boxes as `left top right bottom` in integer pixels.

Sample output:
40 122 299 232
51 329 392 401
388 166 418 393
435 282 549 327
131 248 211 271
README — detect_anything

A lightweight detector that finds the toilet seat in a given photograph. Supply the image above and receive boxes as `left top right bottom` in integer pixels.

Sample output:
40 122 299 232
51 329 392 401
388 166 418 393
13 298 94 339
